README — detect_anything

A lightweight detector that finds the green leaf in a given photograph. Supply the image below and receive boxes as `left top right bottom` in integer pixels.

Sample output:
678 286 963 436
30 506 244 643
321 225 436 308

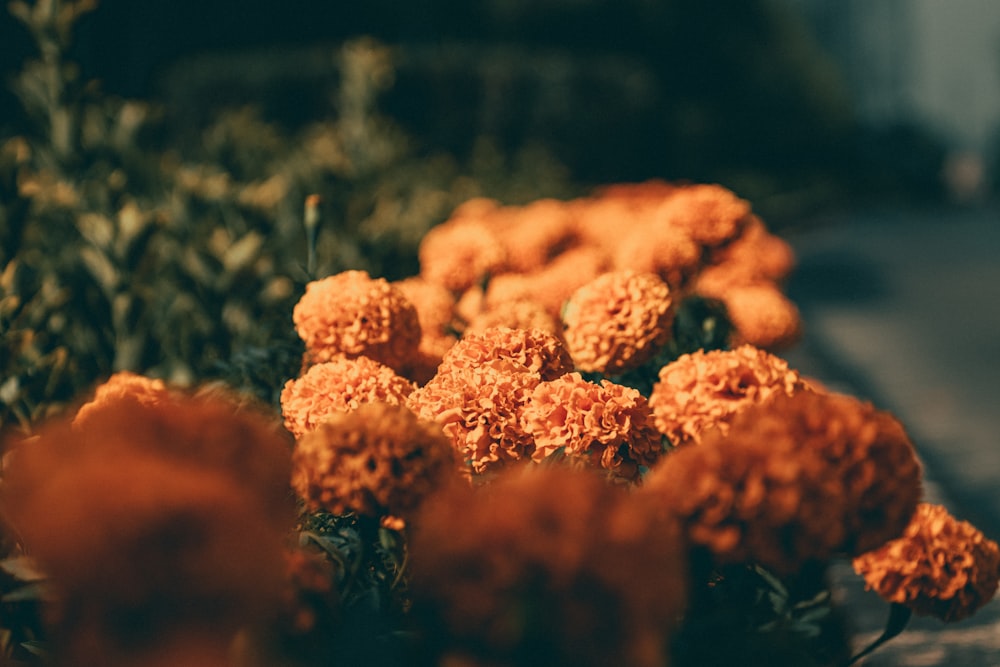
20 641 49 658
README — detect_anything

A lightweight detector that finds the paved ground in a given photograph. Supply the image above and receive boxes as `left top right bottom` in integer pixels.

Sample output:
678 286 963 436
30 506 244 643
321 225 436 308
779 203 1000 666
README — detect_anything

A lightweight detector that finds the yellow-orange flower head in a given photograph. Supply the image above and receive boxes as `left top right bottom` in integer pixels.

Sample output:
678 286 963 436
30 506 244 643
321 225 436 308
292 270 421 372
407 357 540 475
853 503 1000 622
444 326 573 381
524 372 663 482
418 218 506 292
280 356 415 439
73 371 170 430
291 402 460 529
562 270 675 375
655 183 752 247
642 390 922 574
648 345 805 447
408 465 687 667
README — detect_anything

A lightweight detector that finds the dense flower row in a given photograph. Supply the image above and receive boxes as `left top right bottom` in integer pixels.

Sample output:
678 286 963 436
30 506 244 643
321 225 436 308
2 182 997 666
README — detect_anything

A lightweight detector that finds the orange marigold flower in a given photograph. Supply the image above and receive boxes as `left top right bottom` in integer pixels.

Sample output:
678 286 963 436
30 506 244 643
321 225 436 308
280 356 415 439
2 448 287 667
524 373 663 482
73 371 170 429
442 326 573 381
293 270 421 372
464 298 565 342
648 344 805 447
483 244 610 317
494 198 578 274
612 221 703 290
562 270 675 375
291 402 460 529
393 276 460 378
642 390 922 574
853 503 1000 622
419 218 506 292
570 180 677 248
703 215 796 284
654 183 752 247
718 284 803 351
408 465 687 667
407 358 540 474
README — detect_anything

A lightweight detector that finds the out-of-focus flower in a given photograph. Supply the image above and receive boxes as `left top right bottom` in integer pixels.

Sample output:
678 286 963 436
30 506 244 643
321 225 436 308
569 180 677 248
642 390 922 574
418 218 506 292
702 215 796 285
524 373 663 482
483 245 610 318
292 270 421 372
408 465 687 667
442 326 572 381
407 358 540 475
494 198 578 274
853 503 1000 622
716 284 803 351
463 298 565 342
393 276 459 381
280 356 415 439
648 345 805 447
3 446 287 667
72 371 170 429
562 270 675 375
612 222 702 290
291 402 460 529
654 183 752 247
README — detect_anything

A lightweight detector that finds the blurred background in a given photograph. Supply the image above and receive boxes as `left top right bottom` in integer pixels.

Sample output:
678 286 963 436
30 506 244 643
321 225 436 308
4 0 1000 222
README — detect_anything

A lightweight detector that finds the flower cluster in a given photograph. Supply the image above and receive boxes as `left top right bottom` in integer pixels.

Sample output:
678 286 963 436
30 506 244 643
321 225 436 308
648 345 806 447
853 503 1000 622
291 401 461 529
408 465 687 667
642 390 922 574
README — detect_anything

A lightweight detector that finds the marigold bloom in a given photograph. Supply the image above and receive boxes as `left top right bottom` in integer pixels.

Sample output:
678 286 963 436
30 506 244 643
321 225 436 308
73 371 170 429
49 388 294 524
718 284 803 351
612 222 703 290
524 373 663 482
643 390 922 574
442 326 573 381
293 270 421 372
464 298 565 342
853 503 1000 622
407 358 540 474
291 402 460 529
561 270 675 375
418 218 506 292
494 198 578 274
408 465 687 667
703 215 796 284
280 356 415 439
484 245 609 317
569 180 676 248
654 183 752 247
3 448 287 667
393 276 459 379
648 345 805 447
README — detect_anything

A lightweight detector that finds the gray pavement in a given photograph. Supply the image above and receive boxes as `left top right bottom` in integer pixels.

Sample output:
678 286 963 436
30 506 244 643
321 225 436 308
780 204 1000 666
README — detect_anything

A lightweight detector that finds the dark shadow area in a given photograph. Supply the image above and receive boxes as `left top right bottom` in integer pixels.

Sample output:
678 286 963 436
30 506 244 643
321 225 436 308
785 251 890 306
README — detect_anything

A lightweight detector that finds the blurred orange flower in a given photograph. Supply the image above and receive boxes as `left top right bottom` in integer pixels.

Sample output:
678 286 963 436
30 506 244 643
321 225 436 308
562 270 675 375
72 371 170 429
853 503 1000 622
291 402 461 529
612 221 702 290
642 390 922 574
648 344 805 447
463 298 565 342
408 465 687 667
292 270 421 372
280 356 415 439
716 284 803 351
524 372 663 482
418 218 506 292
654 183 752 247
